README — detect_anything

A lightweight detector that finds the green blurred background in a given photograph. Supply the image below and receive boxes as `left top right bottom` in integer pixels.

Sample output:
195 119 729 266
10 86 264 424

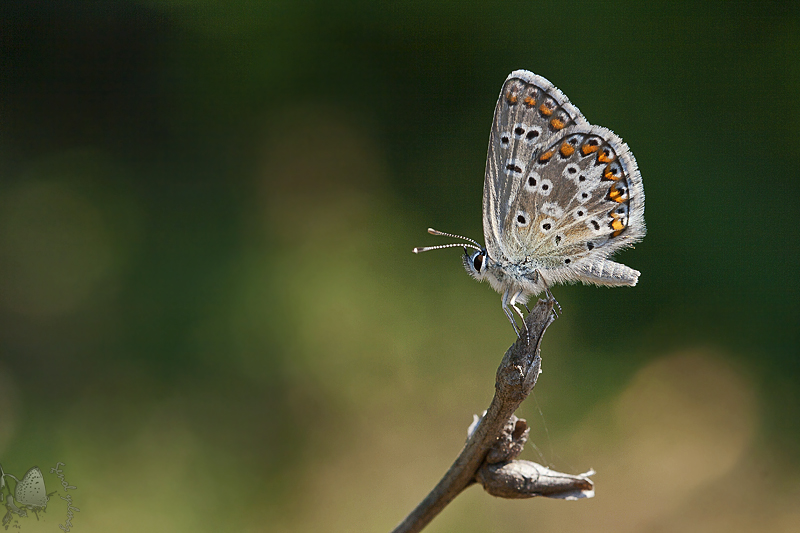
1 1 798 532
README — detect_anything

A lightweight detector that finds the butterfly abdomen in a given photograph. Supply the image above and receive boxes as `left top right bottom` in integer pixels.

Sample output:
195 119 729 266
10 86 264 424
573 259 640 287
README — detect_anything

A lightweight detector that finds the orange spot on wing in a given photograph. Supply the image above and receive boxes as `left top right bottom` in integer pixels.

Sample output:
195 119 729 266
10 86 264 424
610 218 625 231
507 92 518 104
608 188 628 203
581 143 599 156
539 103 554 116
604 165 621 180
559 142 575 157
538 149 555 163
598 149 615 163
523 96 536 107
550 118 565 130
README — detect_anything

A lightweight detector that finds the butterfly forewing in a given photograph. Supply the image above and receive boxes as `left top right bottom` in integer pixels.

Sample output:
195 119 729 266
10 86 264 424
483 71 587 262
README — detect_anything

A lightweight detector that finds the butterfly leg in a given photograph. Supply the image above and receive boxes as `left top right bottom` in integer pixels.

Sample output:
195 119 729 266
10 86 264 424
508 290 528 328
501 288 524 336
502 305 521 337
535 269 562 316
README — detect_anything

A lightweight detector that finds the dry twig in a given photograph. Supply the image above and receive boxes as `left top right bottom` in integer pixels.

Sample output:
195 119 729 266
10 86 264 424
390 299 594 533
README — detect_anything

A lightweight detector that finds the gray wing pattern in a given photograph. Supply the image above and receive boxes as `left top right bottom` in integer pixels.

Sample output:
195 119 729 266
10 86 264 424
482 71 587 262
502 124 645 275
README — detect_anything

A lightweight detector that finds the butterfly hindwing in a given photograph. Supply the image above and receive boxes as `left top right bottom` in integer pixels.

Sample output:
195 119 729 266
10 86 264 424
504 123 645 281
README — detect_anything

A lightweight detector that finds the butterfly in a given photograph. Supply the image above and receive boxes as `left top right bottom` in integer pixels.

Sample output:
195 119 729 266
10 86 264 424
414 70 645 335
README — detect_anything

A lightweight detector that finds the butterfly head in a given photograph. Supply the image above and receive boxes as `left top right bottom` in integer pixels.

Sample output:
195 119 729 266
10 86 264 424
462 246 489 281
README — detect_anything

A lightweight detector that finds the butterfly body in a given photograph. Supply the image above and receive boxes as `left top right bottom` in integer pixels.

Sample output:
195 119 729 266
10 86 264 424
416 70 645 333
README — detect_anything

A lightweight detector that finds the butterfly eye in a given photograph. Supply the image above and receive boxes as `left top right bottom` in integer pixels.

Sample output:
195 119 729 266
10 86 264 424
473 253 484 272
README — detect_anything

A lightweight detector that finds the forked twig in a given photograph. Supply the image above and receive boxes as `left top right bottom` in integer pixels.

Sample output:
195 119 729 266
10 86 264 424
390 299 594 533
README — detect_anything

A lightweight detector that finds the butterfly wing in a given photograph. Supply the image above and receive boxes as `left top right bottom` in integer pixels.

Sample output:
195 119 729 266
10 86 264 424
483 70 587 263
14 467 49 509
483 71 645 288
504 124 645 286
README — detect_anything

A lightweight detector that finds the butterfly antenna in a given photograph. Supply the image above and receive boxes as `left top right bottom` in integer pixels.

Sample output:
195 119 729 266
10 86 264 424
425 228 481 248
413 242 479 254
